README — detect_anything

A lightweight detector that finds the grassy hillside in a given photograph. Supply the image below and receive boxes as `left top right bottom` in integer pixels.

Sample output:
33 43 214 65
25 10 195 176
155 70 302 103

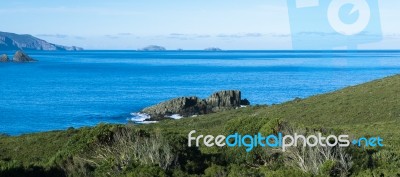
0 74 399 177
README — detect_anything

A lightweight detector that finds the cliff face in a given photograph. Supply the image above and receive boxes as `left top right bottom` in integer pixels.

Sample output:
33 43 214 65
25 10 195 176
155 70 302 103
0 31 83 51
141 90 250 120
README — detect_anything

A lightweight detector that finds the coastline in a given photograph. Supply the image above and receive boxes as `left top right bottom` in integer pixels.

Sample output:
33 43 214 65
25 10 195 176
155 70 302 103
2 73 399 137
1 74 399 176
3 50 400 135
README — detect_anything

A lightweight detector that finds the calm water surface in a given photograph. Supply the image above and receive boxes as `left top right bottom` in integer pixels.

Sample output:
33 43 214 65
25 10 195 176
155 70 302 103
1 50 399 135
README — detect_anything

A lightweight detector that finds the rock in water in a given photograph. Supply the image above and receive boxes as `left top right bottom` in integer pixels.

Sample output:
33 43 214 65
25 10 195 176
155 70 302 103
12 50 37 62
0 54 9 62
141 90 250 120
142 97 206 119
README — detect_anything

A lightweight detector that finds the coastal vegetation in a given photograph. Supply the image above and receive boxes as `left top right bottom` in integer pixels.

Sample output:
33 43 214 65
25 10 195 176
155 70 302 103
0 75 399 176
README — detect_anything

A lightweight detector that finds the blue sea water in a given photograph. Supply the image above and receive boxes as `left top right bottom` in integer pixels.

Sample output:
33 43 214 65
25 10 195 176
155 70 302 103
1 50 400 135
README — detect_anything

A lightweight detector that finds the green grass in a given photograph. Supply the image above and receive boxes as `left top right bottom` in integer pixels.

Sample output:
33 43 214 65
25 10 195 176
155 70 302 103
148 74 400 149
1 74 399 176
0 130 77 166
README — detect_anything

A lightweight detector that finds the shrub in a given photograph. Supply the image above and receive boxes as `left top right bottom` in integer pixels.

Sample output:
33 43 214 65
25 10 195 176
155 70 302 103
280 123 353 177
371 149 400 169
126 165 167 177
222 117 283 167
62 127 176 176
354 168 400 177
204 164 227 177
227 164 262 177
260 168 311 177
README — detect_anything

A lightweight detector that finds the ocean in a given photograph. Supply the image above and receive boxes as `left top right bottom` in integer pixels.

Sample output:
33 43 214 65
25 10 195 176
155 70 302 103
1 50 399 135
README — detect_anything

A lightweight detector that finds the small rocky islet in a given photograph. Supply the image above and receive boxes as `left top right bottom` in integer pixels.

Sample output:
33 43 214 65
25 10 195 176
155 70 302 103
0 54 9 62
140 90 250 121
0 50 37 63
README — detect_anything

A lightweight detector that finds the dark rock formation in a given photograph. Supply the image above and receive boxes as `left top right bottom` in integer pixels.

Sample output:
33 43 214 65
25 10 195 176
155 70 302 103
0 31 83 51
241 99 250 105
205 90 242 112
13 51 37 62
141 90 250 120
0 54 9 62
139 45 166 51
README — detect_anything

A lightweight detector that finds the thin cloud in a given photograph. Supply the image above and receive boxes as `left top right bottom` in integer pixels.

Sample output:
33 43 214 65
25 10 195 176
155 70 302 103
36 34 68 38
167 33 211 40
216 33 265 38
104 35 119 39
195 34 211 38
293 31 382 37
270 33 291 37
0 7 143 16
217 34 242 38
169 33 185 36
245 33 263 37
384 33 400 39
74 36 86 40
117 33 133 36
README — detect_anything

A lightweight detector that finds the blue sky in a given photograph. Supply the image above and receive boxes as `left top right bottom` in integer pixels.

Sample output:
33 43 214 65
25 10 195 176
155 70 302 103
0 0 399 50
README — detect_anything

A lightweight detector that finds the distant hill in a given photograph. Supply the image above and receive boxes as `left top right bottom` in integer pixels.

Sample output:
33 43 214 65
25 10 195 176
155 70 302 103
0 31 83 51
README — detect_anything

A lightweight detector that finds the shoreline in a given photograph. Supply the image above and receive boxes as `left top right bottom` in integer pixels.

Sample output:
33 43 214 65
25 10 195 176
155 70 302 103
1 74 399 176
1 73 399 137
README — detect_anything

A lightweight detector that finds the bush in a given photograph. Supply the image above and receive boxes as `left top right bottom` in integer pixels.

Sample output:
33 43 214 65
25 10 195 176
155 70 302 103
319 160 337 176
227 164 262 177
260 168 311 177
204 164 227 177
126 165 167 177
354 168 400 177
371 149 400 169
222 117 282 166
0 164 65 177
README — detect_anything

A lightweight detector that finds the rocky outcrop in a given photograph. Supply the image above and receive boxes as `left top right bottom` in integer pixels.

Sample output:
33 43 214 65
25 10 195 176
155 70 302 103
139 45 166 51
13 51 37 62
0 54 9 62
0 31 83 51
141 90 250 120
205 90 241 112
142 97 205 118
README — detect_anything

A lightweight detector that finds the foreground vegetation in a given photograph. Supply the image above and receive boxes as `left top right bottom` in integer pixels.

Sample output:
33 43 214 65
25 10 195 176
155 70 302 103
1 75 400 177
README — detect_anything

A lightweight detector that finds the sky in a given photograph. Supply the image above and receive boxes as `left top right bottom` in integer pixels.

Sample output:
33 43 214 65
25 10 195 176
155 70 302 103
0 0 399 50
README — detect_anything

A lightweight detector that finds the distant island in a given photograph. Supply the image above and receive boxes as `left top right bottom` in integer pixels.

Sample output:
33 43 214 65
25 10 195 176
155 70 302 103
204 47 222 51
139 45 166 51
0 31 83 51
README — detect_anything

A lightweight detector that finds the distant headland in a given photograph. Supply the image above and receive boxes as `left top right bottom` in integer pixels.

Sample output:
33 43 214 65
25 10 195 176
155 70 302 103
0 31 83 51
